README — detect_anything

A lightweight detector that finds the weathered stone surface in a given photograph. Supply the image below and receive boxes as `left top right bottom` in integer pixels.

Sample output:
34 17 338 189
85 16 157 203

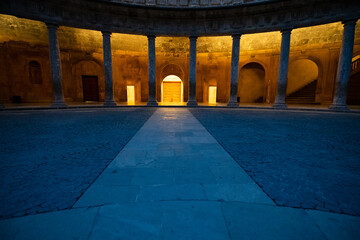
191 108 360 216
0 0 359 36
1 108 360 239
0 14 359 106
0 108 154 219
0 207 98 240
221 202 327 239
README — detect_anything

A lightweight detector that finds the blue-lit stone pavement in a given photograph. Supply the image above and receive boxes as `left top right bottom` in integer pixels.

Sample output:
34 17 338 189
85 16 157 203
0 108 155 218
0 108 359 239
190 108 360 216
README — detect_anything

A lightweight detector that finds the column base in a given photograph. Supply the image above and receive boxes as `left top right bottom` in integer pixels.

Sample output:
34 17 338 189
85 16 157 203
104 101 117 107
329 104 349 111
187 100 198 107
227 101 239 107
51 102 67 108
147 100 158 106
272 103 287 109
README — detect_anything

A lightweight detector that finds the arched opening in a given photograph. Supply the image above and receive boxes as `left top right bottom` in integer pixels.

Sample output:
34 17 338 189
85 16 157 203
347 55 360 105
286 59 319 104
161 75 183 105
238 62 266 103
72 60 103 102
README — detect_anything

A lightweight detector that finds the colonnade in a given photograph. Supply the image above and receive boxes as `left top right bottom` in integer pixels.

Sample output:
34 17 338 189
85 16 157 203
3 19 356 110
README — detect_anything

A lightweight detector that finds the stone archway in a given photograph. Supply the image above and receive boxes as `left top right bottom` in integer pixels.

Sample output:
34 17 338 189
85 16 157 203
286 59 319 104
72 60 103 102
161 75 183 104
238 62 266 103
159 64 185 103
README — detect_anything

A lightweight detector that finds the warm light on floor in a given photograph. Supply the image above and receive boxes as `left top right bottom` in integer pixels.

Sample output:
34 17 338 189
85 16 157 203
127 86 135 105
209 86 217 105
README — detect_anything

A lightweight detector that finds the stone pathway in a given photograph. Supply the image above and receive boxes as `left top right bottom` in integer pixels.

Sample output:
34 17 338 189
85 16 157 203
0 108 359 239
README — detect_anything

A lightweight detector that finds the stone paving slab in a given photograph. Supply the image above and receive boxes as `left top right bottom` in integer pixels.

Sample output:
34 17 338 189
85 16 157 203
203 183 274 203
2 201 360 240
306 209 360 240
74 185 139 207
221 202 327 240
0 207 99 240
190 108 360 216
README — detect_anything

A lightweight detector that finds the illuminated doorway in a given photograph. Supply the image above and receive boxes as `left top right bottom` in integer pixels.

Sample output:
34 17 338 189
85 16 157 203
209 86 217 105
161 75 183 105
127 85 135 105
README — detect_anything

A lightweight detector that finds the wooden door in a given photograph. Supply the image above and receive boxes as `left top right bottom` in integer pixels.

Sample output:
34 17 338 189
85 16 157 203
82 76 99 102
163 82 181 102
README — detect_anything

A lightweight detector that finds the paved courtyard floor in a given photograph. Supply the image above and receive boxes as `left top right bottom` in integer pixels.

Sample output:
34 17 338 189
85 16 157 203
0 108 155 218
190 108 360 216
0 108 359 239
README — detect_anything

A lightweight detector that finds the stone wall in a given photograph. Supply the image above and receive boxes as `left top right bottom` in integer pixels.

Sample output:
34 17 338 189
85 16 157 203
1 0 359 36
0 14 360 104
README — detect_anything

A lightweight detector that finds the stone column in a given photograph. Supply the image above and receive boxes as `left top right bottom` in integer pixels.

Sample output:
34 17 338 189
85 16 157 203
46 23 66 107
330 19 357 111
147 35 158 106
273 29 292 109
102 31 116 106
187 36 198 106
227 34 241 107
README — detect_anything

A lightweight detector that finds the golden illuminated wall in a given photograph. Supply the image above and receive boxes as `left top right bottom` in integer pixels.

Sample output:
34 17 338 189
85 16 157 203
2 15 359 53
1 14 360 104
0 15 48 45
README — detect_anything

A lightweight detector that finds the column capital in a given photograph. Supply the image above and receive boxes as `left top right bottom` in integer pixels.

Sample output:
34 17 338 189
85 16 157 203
232 34 242 39
45 22 59 29
281 28 292 34
102 31 112 37
189 36 198 40
147 35 156 40
342 19 358 26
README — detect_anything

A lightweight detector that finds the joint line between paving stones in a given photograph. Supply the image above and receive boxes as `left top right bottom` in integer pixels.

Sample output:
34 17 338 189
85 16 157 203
303 210 331 240
86 207 101 240
219 202 233 240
